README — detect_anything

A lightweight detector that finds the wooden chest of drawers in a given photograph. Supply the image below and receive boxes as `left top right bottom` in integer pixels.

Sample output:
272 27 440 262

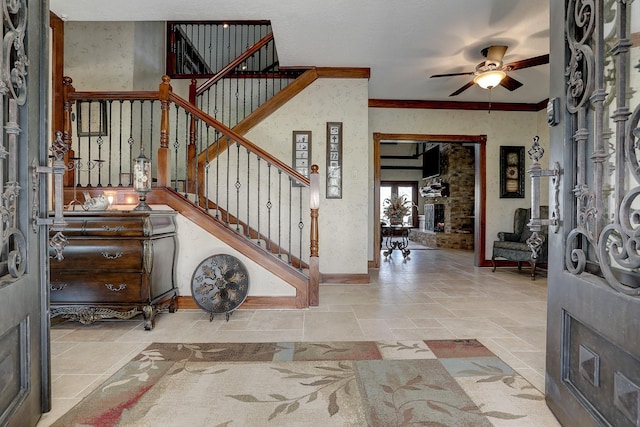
49 211 178 330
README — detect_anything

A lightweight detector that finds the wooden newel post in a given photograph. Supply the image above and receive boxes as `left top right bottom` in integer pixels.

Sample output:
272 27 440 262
62 76 75 187
309 164 320 306
157 75 172 187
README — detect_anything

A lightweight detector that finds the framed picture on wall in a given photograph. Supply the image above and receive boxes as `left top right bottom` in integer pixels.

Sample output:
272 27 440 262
77 100 108 137
326 122 342 198
292 131 311 186
500 146 525 198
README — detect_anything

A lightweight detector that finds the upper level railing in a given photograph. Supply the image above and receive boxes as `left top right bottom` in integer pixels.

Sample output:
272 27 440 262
167 21 274 79
167 21 308 131
62 76 314 276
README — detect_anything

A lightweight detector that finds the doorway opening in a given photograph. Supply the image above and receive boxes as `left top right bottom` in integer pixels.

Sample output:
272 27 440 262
373 133 487 268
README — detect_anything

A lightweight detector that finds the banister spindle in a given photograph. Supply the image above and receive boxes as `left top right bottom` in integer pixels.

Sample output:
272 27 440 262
235 142 241 233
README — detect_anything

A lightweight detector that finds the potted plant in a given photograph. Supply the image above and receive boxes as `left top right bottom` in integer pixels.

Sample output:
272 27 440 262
383 193 413 225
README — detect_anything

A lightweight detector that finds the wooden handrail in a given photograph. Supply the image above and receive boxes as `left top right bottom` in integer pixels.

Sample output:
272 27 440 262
169 91 310 186
68 91 159 101
195 32 275 96
61 75 309 187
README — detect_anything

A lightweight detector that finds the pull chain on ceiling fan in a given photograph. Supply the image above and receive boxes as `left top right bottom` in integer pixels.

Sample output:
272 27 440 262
430 45 549 97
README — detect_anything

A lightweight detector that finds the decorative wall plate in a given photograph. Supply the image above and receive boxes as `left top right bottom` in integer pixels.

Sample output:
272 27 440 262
190 254 249 321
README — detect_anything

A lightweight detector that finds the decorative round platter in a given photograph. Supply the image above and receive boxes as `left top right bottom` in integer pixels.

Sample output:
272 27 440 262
190 254 249 321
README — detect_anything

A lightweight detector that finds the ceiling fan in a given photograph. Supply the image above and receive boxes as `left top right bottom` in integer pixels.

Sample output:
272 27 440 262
430 45 549 97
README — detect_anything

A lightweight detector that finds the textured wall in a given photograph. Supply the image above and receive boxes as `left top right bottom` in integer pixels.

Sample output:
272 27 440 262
245 78 370 275
64 22 136 90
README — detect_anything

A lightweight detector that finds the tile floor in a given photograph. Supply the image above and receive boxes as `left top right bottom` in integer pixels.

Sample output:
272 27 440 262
37 247 560 426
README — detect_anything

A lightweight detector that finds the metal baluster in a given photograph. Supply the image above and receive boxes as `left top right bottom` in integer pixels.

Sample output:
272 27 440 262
234 72 239 128
214 131 220 219
95 101 104 187
107 100 113 186
298 184 304 271
277 170 282 259
117 101 123 186
250 25 255 113
246 148 251 239
235 142 241 232
127 100 135 178
256 157 261 246
266 163 272 251
204 124 210 214
194 117 200 207
183 110 189 198
225 136 231 225
288 176 292 264
148 100 154 167
172 105 179 191
87 100 92 186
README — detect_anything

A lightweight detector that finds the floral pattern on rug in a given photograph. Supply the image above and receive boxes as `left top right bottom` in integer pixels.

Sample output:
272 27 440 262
51 339 559 427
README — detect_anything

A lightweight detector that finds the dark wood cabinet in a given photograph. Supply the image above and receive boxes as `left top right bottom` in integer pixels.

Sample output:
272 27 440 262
49 211 178 330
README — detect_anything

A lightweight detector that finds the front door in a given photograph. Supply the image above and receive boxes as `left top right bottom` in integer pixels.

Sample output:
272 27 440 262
546 1 640 426
0 2 51 426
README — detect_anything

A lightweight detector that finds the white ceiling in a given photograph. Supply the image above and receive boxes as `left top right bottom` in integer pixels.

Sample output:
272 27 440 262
50 0 550 104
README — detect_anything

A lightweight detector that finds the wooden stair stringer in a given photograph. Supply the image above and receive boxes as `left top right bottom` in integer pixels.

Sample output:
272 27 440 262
151 187 309 309
195 67 371 165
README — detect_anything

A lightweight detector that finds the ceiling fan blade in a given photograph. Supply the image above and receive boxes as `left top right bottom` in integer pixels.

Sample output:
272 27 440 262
499 75 524 91
450 81 475 96
485 45 508 64
504 54 549 71
430 71 474 78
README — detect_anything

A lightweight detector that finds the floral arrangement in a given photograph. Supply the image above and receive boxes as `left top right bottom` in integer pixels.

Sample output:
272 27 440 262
383 193 413 223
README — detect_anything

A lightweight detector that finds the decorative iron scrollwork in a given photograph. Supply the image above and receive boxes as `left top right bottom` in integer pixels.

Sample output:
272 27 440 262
34 131 69 261
527 136 561 262
564 0 640 293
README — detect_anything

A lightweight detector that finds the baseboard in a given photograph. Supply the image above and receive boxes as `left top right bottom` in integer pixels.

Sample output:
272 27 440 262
485 259 548 269
321 273 370 284
176 295 299 311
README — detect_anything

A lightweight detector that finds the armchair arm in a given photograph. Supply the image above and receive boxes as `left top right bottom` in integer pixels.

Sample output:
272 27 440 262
497 232 520 242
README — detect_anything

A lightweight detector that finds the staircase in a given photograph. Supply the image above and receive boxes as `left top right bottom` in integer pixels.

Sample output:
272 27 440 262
59 22 320 309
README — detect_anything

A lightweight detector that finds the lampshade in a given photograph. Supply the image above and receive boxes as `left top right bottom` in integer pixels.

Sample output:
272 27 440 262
473 70 506 89
309 172 320 209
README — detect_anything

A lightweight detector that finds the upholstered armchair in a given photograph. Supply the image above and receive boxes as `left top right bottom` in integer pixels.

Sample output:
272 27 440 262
491 206 548 280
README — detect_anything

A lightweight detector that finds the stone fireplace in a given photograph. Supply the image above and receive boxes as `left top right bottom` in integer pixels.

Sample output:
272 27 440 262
410 143 475 250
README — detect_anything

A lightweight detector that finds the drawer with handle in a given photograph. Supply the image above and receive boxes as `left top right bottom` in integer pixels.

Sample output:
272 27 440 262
49 239 143 270
50 273 144 303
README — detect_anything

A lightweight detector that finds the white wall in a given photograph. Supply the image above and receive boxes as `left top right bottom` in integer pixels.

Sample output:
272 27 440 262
65 22 136 90
173 212 295 297
245 78 370 275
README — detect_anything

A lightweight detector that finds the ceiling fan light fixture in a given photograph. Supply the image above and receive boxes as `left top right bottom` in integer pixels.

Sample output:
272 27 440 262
473 70 506 89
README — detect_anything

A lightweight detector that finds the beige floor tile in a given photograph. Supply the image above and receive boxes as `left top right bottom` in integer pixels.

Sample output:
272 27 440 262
50 374 104 399
390 327 456 340
212 329 304 342
246 310 305 330
357 318 396 340
51 341 138 375
303 311 364 341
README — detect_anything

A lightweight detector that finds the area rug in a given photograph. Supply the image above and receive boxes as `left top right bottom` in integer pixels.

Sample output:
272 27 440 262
51 339 557 426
